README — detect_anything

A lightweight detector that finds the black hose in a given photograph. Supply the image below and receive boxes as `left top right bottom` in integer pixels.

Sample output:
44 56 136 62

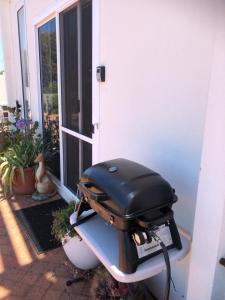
160 241 171 300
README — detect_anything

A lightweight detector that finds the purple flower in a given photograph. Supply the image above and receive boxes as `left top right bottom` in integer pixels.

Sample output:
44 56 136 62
16 118 26 130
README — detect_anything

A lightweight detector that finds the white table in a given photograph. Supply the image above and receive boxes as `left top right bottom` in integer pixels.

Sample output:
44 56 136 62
75 213 191 283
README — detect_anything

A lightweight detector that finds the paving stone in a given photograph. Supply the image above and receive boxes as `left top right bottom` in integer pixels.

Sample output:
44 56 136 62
53 264 71 278
42 288 62 300
30 261 49 274
22 271 40 285
35 274 51 290
4 296 24 300
49 275 72 292
26 285 48 300
11 282 30 297
0 194 94 299
60 291 89 300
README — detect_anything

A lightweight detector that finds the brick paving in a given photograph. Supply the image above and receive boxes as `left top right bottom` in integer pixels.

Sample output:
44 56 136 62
0 188 95 300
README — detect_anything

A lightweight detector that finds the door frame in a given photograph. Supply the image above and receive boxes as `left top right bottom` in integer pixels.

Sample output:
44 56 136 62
33 0 100 200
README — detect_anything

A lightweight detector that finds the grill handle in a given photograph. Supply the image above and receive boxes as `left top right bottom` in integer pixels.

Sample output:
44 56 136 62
220 258 225 267
136 209 174 228
78 182 109 201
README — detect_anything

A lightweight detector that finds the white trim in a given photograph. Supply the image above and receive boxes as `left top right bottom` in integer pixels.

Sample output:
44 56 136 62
35 12 56 29
34 21 44 132
15 0 24 13
13 3 26 116
56 0 79 14
92 0 100 164
56 13 64 185
13 2 24 110
33 0 79 27
61 126 93 144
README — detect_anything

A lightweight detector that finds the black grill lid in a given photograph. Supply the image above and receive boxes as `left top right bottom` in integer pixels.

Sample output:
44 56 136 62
81 158 177 217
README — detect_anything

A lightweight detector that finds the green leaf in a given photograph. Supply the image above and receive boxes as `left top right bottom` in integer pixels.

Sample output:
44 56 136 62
9 166 16 193
0 161 8 173
18 167 25 183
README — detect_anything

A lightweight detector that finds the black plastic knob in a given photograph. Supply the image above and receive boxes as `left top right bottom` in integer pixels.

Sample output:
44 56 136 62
132 231 146 246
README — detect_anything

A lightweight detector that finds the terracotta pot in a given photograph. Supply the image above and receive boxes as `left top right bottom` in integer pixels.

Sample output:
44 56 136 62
13 167 35 195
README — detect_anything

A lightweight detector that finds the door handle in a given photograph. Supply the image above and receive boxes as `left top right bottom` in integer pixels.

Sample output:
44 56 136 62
92 123 99 134
219 258 225 267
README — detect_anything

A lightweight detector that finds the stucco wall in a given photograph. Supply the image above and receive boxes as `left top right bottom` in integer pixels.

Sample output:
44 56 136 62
98 0 218 298
188 2 225 298
212 204 225 300
0 0 17 106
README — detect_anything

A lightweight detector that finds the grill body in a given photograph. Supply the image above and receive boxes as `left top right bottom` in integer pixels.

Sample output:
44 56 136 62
78 158 182 273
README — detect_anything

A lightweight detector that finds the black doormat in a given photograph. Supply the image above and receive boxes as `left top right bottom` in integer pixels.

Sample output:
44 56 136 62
15 199 68 253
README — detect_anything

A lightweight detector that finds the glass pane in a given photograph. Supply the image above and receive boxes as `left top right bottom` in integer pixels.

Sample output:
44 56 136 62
17 7 30 119
60 1 92 137
38 19 60 179
60 7 79 132
81 0 92 137
63 132 92 193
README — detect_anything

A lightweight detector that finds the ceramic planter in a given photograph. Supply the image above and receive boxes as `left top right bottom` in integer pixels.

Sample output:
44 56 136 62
13 167 35 195
62 234 100 270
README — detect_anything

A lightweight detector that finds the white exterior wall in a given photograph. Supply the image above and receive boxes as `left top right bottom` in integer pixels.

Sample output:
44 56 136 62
212 205 225 300
0 0 17 106
188 2 225 298
1 0 225 298
98 0 220 298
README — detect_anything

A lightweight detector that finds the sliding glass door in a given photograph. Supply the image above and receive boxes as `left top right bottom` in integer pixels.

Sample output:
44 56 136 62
38 19 60 179
60 0 92 193
37 0 93 195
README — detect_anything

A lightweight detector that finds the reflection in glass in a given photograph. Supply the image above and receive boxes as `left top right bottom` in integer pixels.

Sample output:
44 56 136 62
38 19 60 179
63 132 92 193
17 6 30 118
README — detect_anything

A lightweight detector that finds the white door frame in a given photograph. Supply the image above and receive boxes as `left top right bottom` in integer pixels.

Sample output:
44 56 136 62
33 0 100 201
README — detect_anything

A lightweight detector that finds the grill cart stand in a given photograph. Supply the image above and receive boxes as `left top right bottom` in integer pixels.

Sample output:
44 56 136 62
73 212 191 299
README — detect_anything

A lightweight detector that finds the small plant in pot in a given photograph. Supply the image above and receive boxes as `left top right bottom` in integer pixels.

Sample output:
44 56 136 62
0 103 45 195
0 138 43 195
52 201 100 270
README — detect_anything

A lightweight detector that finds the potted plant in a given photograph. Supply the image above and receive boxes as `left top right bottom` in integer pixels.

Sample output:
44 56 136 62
0 102 46 195
52 201 100 270
0 138 43 195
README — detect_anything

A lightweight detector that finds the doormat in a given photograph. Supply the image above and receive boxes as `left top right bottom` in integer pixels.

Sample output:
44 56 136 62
15 199 68 253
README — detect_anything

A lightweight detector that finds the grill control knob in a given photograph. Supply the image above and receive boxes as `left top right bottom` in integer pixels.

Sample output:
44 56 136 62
132 231 146 246
132 231 153 245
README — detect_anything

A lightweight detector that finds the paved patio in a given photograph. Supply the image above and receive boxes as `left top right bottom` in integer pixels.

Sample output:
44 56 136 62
0 187 94 300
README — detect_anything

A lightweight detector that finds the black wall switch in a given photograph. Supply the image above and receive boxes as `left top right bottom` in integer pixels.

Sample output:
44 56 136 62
96 66 105 82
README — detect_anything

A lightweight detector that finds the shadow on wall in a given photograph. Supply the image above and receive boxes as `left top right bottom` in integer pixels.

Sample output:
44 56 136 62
149 139 201 231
